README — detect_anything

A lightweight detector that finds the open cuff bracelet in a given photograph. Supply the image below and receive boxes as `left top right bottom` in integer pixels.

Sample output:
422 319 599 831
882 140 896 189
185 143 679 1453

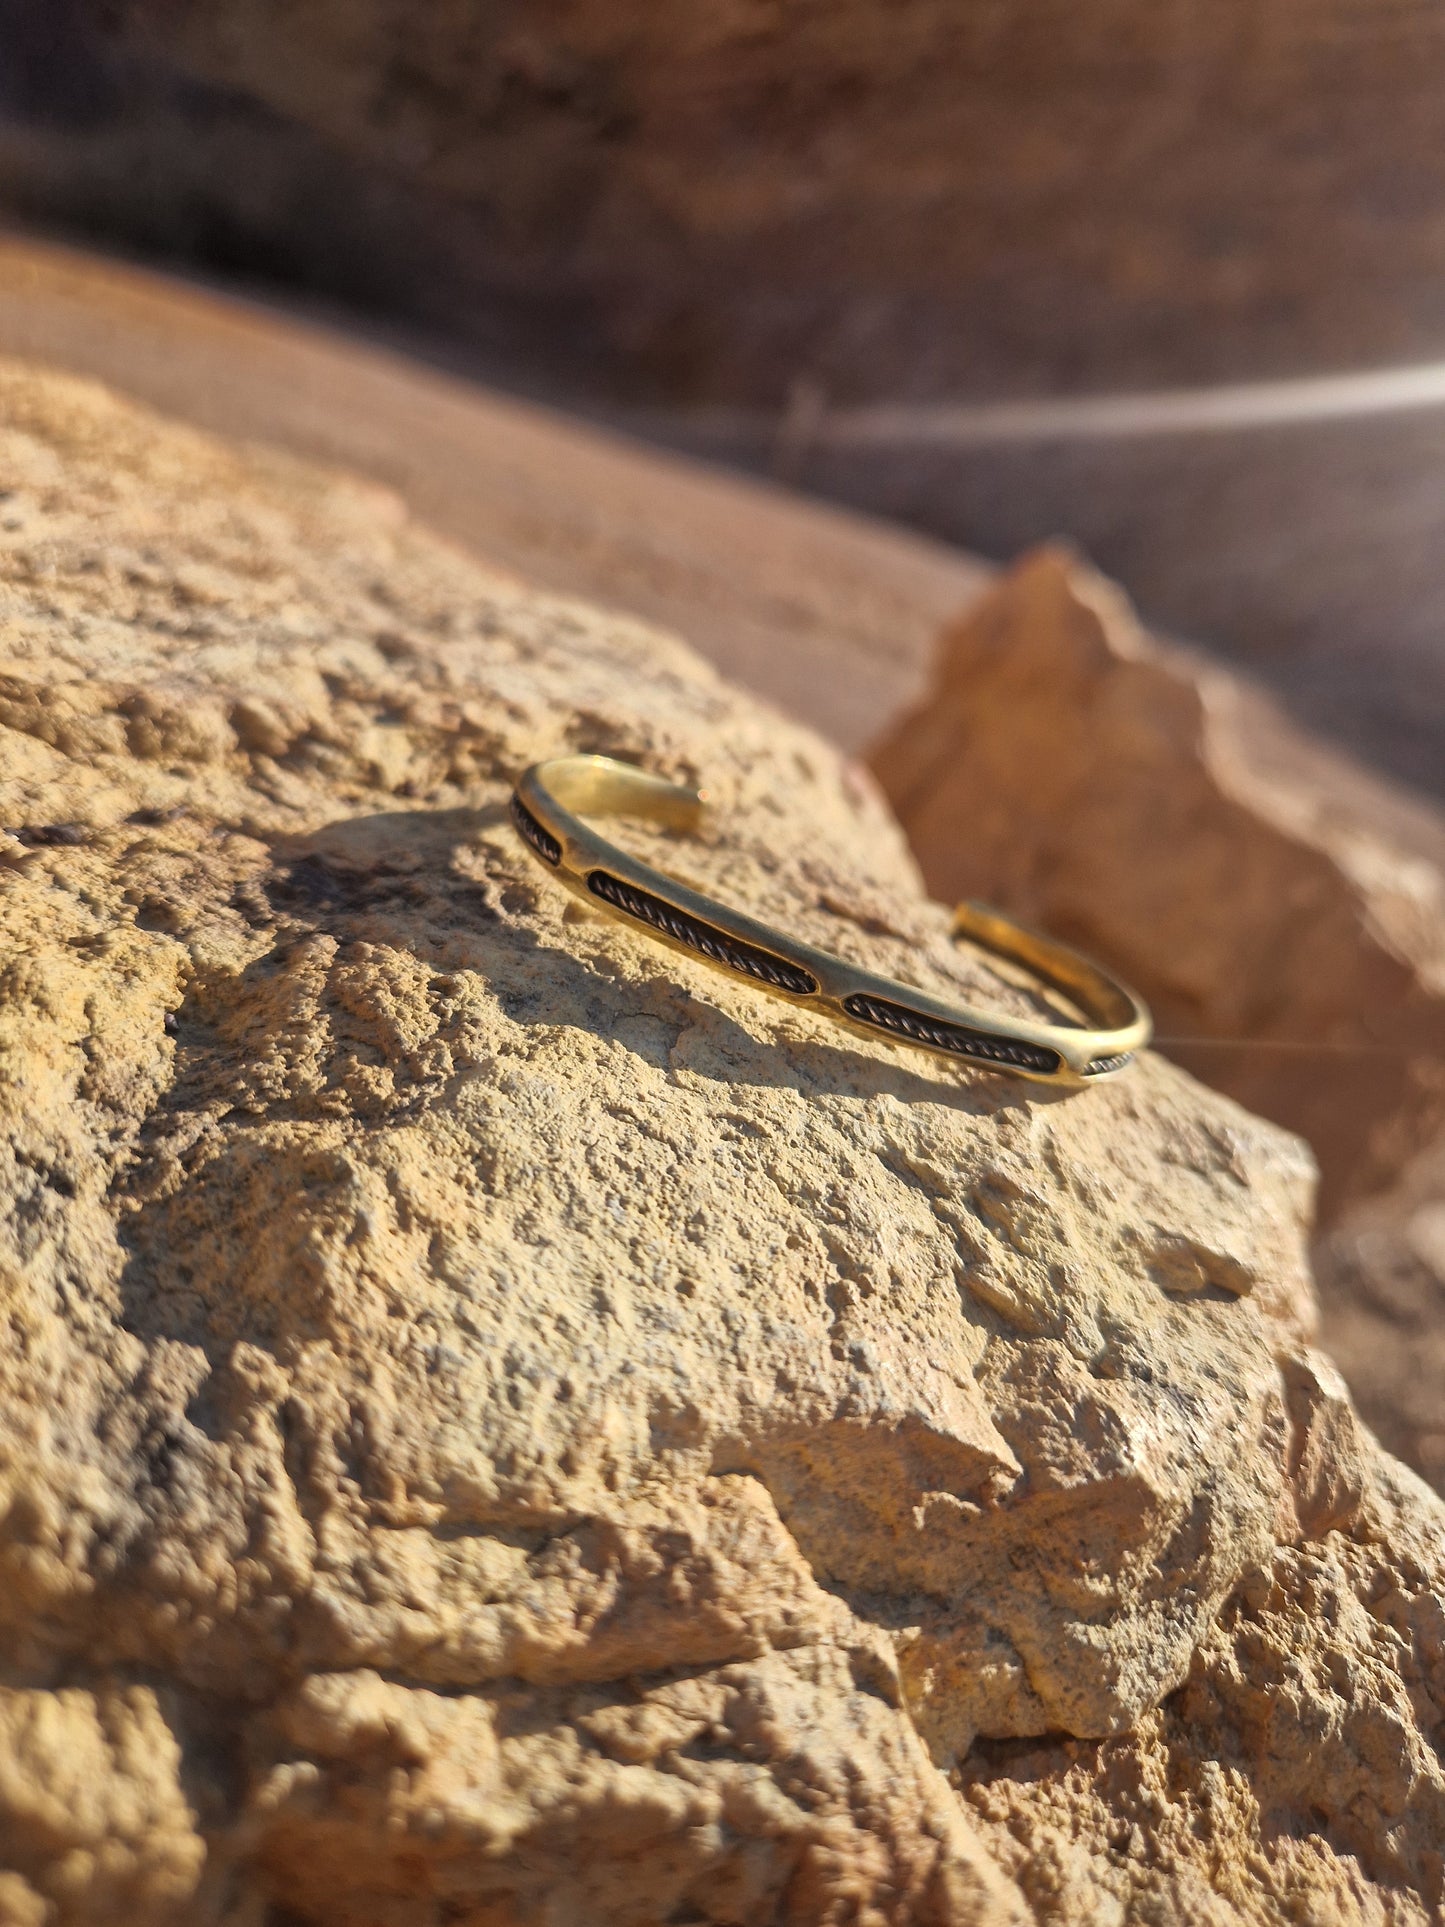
510 755 1151 1086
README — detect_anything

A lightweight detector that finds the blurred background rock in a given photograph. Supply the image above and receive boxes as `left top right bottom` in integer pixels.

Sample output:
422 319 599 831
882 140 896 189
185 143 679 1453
7 1 1445 789
10 0 1445 400
2 0 1445 1490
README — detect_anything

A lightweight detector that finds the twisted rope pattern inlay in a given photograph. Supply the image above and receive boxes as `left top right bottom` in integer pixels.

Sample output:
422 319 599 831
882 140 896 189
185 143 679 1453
511 794 562 866
843 991 1061 1075
509 759 1148 1082
1084 1051 1135 1078
587 870 818 996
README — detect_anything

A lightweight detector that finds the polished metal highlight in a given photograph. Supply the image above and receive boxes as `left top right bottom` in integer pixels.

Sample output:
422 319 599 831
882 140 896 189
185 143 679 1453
510 755 1151 1085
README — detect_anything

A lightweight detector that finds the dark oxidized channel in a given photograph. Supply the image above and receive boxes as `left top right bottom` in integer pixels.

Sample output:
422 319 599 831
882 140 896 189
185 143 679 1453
511 793 562 866
842 991 1061 1074
587 870 818 995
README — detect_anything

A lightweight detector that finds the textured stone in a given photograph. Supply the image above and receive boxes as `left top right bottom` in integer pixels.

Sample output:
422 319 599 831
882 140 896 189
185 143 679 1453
1316 1139 1445 1500
962 1463 1445 1924
871 546 1445 1506
0 361 1442 1924
870 539 1445 1503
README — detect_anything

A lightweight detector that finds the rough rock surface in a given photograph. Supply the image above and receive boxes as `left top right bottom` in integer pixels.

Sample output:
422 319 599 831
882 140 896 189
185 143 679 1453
0 361 1443 1925
1316 1139 1445 1499
871 547 1445 1504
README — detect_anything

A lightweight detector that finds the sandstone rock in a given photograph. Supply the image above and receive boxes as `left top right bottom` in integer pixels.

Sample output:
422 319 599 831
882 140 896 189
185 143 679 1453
871 545 1445 1221
1316 1138 1445 1499
870 545 1445 1507
0 360 1442 1924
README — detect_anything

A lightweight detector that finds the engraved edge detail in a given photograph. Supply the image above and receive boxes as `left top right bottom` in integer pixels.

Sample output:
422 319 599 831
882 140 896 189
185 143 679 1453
587 870 818 996
1083 1051 1135 1077
511 793 562 866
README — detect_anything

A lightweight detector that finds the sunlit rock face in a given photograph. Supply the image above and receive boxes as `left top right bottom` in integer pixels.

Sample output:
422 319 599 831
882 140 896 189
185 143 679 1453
0 361 1440 1926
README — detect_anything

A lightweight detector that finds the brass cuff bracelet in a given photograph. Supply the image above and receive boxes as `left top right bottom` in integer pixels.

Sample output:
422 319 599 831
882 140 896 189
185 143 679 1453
510 755 1150 1086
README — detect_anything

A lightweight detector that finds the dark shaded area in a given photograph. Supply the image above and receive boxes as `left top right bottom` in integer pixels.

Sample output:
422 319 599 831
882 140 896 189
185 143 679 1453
0 0 117 127
9 0 1445 407
0 0 619 397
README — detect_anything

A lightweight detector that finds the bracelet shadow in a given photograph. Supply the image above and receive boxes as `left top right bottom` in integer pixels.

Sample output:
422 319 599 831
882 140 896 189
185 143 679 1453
269 804 1076 1117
